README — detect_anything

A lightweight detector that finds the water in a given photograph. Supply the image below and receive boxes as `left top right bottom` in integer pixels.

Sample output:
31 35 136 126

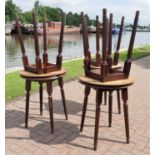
5 32 149 69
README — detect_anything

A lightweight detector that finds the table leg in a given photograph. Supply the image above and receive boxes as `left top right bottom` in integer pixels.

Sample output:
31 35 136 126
25 80 31 128
117 90 121 114
58 77 68 120
104 91 107 105
80 86 91 132
46 81 54 133
94 89 102 151
39 82 43 116
108 90 113 127
121 88 130 143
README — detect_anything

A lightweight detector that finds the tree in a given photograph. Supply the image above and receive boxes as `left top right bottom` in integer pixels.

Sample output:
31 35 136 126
21 12 32 23
5 0 93 26
5 0 22 22
5 15 10 23
66 12 74 26
66 12 81 26
73 13 80 26
33 6 63 22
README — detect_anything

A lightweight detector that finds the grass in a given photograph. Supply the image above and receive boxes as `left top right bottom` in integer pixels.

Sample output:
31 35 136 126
6 45 150 101
119 45 150 61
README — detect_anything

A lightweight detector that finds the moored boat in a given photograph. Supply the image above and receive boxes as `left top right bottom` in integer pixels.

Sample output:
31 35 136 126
112 28 120 35
12 21 80 35
37 26 80 35
37 21 80 35
87 25 96 33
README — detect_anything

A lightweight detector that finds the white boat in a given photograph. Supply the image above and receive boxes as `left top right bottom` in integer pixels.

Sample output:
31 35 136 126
5 23 13 35
88 25 96 33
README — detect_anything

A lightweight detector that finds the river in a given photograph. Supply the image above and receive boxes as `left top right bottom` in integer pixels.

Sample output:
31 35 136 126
5 32 149 69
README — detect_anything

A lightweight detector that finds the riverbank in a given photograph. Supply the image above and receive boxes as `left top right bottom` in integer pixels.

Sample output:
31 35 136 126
6 32 150 69
6 45 150 101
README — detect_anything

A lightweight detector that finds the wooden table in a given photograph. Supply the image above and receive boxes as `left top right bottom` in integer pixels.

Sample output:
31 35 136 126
20 68 68 133
79 76 134 150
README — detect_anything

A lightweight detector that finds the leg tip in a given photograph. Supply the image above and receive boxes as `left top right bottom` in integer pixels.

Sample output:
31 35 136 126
94 146 97 151
65 115 68 120
127 139 130 144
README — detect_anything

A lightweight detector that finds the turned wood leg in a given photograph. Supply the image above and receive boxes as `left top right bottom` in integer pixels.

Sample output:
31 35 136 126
39 82 43 116
117 90 121 114
108 90 113 127
104 91 107 105
80 86 91 132
94 89 102 151
25 80 31 128
58 77 68 120
46 81 54 133
121 88 129 144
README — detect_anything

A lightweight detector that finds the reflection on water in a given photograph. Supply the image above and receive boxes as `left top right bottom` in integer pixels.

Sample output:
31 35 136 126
5 32 149 69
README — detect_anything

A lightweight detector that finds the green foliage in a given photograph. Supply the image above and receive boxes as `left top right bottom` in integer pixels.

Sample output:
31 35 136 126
5 0 93 26
42 7 63 21
119 45 150 61
66 12 81 26
21 12 32 23
72 13 80 26
125 24 150 30
66 12 73 26
5 15 10 23
5 71 39 101
89 19 96 26
63 59 84 81
5 0 22 22
31 5 63 22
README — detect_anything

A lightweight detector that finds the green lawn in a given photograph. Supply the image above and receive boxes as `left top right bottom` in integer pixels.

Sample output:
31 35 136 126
6 45 150 101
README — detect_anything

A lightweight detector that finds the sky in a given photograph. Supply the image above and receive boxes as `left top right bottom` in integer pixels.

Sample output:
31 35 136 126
10 0 149 25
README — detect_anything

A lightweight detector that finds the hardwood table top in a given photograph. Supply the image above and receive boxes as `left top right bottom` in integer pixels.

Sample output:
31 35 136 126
79 76 134 89
20 68 66 81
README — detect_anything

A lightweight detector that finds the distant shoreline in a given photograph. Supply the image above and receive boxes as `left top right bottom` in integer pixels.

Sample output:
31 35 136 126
125 30 150 32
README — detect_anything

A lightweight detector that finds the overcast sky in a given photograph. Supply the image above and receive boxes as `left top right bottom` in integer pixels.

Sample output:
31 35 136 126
11 0 149 25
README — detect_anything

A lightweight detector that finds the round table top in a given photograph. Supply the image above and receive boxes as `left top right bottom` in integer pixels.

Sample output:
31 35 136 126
20 68 66 79
79 76 134 89
90 63 121 69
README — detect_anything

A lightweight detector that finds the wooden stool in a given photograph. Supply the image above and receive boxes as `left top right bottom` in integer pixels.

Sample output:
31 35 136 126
20 68 68 133
82 12 124 114
16 12 67 133
80 8 139 151
79 76 134 150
